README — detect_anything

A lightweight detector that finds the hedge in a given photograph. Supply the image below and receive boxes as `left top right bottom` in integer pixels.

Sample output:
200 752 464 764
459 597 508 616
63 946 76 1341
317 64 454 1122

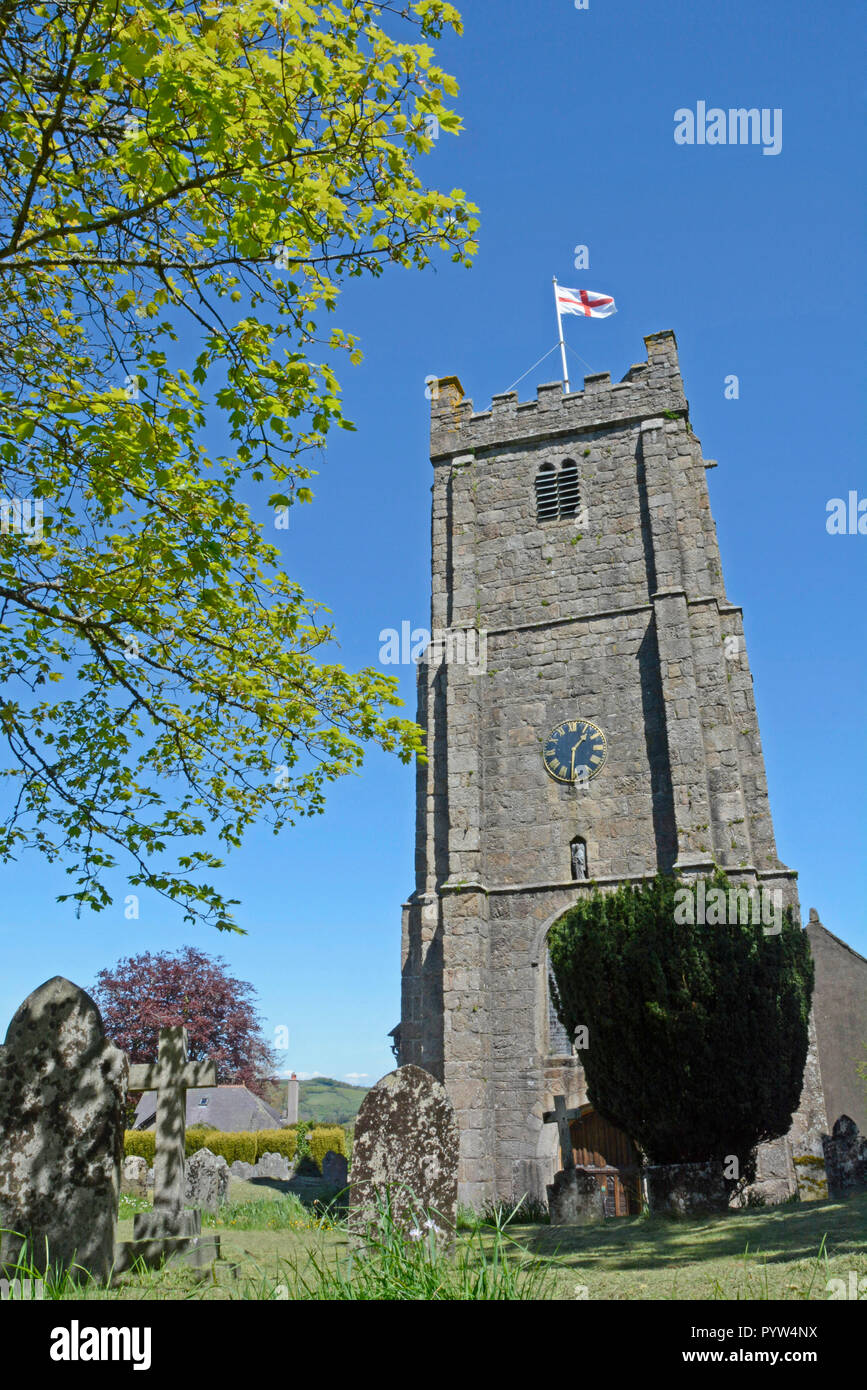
308 1126 346 1172
124 1125 343 1169
124 1129 156 1165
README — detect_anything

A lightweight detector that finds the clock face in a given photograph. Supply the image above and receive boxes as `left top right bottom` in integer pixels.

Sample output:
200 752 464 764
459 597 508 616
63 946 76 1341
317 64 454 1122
542 717 607 785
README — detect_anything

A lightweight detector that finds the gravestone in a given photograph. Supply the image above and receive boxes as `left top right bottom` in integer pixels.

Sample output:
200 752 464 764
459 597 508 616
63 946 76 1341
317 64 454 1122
543 1095 603 1224
115 1027 219 1273
350 1065 458 1234
547 1168 604 1225
0 977 127 1281
255 1151 292 1180
229 1159 256 1181
121 1156 149 1198
184 1148 229 1213
823 1115 867 1199
322 1150 348 1189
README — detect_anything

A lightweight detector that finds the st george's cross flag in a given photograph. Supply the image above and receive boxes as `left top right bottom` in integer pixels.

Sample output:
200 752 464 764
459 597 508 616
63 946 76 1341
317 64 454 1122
555 285 617 318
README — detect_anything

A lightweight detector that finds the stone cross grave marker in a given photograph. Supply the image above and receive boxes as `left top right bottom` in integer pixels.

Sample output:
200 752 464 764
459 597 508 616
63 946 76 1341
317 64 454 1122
116 1026 219 1272
542 1095 577 1173
0 977 127 1282
128 1026 216 1211
542 1096 604 1225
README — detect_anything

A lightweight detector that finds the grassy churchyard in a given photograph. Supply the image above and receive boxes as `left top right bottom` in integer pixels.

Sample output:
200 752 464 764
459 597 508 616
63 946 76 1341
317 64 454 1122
39 1179 867 1302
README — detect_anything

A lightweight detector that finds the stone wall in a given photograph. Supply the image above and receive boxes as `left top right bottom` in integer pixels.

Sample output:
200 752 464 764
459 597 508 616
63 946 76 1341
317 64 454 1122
807 918 867 1134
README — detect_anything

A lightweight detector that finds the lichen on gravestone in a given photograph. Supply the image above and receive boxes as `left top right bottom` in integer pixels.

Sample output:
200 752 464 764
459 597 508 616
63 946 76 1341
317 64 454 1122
0 977 127 1282
349 1065 458 1238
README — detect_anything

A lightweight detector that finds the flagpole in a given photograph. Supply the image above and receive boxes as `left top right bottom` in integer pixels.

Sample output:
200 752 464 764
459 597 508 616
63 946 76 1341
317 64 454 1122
553 276 570 393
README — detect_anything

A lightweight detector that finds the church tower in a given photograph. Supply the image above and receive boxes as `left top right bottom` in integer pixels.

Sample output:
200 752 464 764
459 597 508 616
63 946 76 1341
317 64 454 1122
399 331 812 1208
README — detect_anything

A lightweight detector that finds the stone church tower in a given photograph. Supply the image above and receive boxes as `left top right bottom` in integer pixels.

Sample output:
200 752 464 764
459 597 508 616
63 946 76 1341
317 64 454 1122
399 331 825 1208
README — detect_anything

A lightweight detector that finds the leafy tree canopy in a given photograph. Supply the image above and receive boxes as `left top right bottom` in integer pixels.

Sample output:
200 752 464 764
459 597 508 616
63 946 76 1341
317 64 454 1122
94 944 277 1092
0 0 477 930
548 873 814 1167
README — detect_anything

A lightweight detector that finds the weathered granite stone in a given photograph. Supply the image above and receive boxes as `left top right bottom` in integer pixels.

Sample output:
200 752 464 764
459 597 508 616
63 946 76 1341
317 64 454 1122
134 1209 200 1239
255 1151 291 1180
114 1209 219 1274
732 1138 797 1208
645 1160 730 1215
0 977 127 1281
547 1168 604 1225
113 1234 220 1274
117 1027 219 1272
229 1159 257 1181
398 333 825 1209
121 1156 149 1198
823 1115 867 1200
322 1150 348 1188
184 1148 229 1212
350 1065 458 1233
127 1027 216 1213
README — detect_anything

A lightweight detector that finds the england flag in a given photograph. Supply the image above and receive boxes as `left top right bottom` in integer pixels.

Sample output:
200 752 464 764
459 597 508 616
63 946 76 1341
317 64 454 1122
555 286 617 318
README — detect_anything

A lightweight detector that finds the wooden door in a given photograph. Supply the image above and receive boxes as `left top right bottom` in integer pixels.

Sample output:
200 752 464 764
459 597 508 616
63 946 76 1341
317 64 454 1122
570 1109 641 1216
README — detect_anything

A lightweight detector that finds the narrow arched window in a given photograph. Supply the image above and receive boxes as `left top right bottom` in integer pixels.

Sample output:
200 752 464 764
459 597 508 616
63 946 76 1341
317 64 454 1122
558 460 580 518
535 462 558 521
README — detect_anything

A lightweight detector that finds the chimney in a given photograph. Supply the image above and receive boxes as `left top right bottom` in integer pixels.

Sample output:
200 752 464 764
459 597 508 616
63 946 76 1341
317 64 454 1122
286 1072 299 1125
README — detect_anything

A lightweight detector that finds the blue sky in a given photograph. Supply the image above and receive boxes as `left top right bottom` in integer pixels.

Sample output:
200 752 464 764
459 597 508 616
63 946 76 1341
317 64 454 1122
1 0 864 1085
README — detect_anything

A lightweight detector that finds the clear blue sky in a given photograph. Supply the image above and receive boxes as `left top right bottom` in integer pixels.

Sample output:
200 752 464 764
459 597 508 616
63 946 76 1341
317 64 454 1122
2 0 864 1085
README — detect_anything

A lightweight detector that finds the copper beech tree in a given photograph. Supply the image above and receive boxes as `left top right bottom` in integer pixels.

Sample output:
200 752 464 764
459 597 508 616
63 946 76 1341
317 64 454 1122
0 0 477 930
93 946 277 1096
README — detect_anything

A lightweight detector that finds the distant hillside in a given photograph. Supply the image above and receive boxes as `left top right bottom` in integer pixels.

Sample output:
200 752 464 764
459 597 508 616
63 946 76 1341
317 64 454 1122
260 1076 370 1125
300 1077 370 1124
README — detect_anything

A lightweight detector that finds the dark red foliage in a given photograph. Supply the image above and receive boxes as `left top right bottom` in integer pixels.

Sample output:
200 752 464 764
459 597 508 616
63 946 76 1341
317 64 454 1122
93 947 277 1096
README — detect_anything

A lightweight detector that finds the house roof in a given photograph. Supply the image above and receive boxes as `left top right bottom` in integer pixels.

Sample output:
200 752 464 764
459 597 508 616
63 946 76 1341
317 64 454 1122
134 1083 287 1132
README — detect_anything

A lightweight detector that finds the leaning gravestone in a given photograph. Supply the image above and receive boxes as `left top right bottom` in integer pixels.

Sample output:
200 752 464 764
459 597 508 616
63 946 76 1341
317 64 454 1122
184 1148 229 1213
350 1065 458 1235
0 977 127 1282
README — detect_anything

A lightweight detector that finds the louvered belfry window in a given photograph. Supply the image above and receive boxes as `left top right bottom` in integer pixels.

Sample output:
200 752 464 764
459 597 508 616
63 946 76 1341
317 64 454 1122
535 462 559 521
558 460 580 517
535 460 581 522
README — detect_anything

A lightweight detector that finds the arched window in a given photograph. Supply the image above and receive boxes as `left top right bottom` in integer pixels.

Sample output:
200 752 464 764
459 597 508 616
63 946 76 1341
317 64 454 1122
570 836 588 880
535 462 558 521
535 460 582 522
558 460 580 518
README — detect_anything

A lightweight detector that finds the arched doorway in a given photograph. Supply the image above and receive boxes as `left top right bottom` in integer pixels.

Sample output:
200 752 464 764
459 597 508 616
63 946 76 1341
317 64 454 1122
570 1106 642 1216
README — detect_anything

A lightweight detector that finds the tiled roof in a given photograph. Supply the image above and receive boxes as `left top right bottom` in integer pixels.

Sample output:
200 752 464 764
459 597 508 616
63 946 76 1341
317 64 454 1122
134 1083 287 1131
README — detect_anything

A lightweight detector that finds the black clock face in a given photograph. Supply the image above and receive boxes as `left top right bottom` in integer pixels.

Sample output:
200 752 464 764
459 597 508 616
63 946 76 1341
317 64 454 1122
542 718 607 785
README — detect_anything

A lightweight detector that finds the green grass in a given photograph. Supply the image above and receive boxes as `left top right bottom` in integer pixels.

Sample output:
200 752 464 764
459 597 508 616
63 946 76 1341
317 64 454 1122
12 1187 867 1301
501 1192 867 1299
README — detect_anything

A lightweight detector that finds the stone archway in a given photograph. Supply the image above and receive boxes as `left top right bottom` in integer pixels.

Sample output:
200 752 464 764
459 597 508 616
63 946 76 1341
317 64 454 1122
530 902 584 1060
531 905 643 1217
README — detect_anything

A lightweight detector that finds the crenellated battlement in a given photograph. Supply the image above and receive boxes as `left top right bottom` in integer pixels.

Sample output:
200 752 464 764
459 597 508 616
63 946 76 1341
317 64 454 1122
430 330 687 459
